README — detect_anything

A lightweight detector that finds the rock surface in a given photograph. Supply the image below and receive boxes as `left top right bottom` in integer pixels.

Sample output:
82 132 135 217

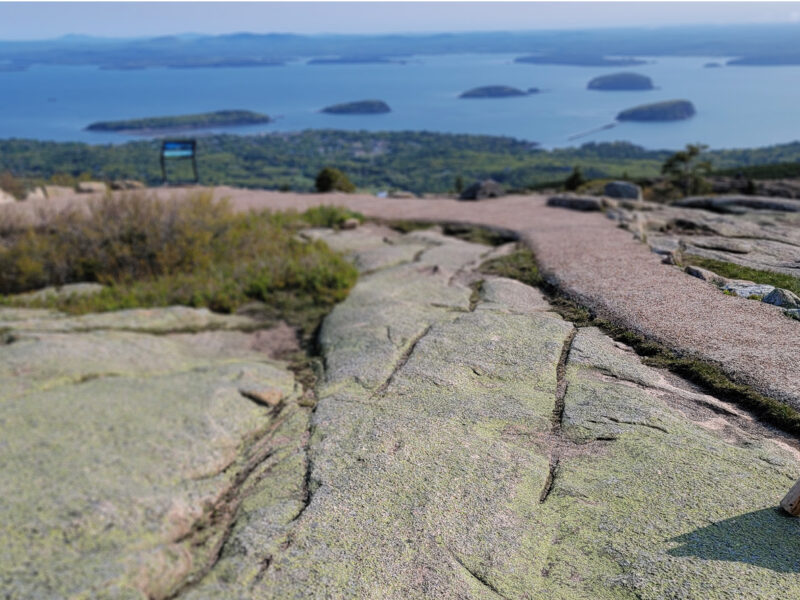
459 179 505 200
179 226 800 598
0 305 306 599
547 193 616 211
76 181 108 194
604 180 642 200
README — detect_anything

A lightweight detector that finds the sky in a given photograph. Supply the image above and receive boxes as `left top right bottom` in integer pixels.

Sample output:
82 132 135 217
1 1 800 40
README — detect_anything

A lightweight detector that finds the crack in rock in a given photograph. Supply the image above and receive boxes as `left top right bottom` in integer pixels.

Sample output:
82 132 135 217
541 327 577 504
448 548 510 600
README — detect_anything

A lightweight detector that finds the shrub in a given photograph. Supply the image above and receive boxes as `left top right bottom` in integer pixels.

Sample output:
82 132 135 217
315 167 356 193
564 166 585 191
0 192 358 329
0 171 26 200
301 205 364 229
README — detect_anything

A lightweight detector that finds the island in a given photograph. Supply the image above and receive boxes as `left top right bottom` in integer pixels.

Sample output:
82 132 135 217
86 110 271 133
515 54 646 67
308 56 406 65
587 72 654 91
459 86 532 99
727 55 800 66
616 99 696 122
703 62 723 68
320 100 391 114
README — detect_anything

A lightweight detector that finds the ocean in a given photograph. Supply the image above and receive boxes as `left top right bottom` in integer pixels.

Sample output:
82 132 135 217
1 53 799 150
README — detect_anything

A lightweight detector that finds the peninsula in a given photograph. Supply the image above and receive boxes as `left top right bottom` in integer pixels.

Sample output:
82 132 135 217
515 54 646 67
307 56 406 65
459 85 533 98
320 100 391 114
587 72 654 91
86 110 271 133
616 99 695 121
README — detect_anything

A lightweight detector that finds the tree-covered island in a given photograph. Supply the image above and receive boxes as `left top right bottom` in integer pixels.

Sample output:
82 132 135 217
587 72 654 91
616 100 696 122
86 110 272 133
459 86 533 99
321 100 391 114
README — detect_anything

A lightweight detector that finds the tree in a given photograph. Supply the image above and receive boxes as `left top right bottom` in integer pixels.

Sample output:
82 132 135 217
315 167 355 193
661 143 712 197
564 166 585 191
454 175 464 194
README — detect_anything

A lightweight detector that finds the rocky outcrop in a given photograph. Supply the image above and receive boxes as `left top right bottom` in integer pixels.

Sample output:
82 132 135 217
604 180 642 200
675 195 800 213
0 305 307 599
181 226 800 598
76 181 108 194
547 193 617 211
763 287 800 309
459 179 505 200
0 189 15 204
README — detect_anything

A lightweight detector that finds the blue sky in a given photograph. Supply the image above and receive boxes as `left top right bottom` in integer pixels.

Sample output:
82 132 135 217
2 2 800 40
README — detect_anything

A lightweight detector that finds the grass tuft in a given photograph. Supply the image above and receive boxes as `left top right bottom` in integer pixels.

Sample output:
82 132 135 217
683 255 800 297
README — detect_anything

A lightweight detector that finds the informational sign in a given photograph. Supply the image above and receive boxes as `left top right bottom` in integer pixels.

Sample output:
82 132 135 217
160 140 198 184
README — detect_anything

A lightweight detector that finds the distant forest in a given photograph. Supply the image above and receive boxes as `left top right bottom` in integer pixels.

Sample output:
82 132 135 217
3 131 800 194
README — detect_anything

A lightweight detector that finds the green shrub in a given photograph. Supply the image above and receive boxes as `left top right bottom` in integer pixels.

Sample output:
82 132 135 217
0 192 358 332
301 205 364 229
315 167 356 193
563 166 586 191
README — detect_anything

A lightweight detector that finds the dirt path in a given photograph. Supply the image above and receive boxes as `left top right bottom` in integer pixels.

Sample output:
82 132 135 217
7 186 800 408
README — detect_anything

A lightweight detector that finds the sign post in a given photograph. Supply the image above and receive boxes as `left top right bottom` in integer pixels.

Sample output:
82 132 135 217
160 140 198 184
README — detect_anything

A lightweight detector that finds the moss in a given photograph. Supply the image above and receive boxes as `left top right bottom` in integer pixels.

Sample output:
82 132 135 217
683 255 800 297
479 245 800 436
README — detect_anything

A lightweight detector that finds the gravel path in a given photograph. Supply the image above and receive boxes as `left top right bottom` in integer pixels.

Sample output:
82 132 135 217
7 187 800 408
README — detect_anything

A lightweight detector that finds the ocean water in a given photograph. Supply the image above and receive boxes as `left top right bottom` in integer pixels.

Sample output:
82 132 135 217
1 53 799 150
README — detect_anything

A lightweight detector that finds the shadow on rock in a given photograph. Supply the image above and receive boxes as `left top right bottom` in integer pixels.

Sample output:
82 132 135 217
668 507 800 573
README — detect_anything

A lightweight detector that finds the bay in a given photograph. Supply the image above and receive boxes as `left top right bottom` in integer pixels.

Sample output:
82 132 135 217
1 53 799 150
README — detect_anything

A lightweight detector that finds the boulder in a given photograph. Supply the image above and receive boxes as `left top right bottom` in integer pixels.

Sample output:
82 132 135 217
14 282 105 303
43 185 73 198
688 238 751 254
722 280 775 298
110 179 146 191
684 265 729 286
547 193 617 212
0 189 16 204
762 288 800 309
76 181 107 194
459 179 505 201
24 186 46 201
340 217 360 230
604 180 642 200
388 190 416 199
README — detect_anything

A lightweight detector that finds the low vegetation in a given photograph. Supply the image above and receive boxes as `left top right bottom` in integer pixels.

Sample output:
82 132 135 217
681 255 800 297
314 167 356 193
0 193 359 337
480 245 800 436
